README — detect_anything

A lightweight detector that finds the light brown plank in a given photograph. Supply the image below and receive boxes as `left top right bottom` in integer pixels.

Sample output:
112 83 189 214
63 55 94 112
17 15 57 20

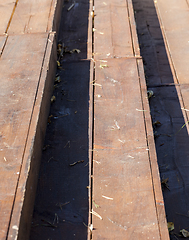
6 32 57 240
92 58 161 239
8 0 53 34
127 0 140 57
137 59 170 240
0 0 16 34
0 33 48 239
94 0 134 59
155 0 189 85
87 0 93 60
87 60 95 240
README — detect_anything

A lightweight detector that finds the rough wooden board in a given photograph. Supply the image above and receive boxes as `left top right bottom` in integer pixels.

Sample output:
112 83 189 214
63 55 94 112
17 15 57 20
6 32 57 240
94 0 134 59
154 0 189 85
87 0 93 60
8 0 52 34
0 33 48 240
92 58 161 239
0 0 16 34
137 59 170 240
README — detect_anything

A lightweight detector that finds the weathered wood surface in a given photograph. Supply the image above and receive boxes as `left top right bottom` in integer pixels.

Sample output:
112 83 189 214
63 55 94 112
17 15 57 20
94 0 134 59
92 58 163 239
7 32 57 240
91 0 169 239
0 0 16 34
154 0 189 121
8 0 53 34
0 33 49 240
0 0 62 239
137 59 170 239
0 0 170 239
47 0 64 33
127 0 140 57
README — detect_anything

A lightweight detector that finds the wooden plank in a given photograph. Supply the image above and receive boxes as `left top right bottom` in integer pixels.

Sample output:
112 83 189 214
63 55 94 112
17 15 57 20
0 0 16 34
94 0 134 59
6 32 57 240
88 0 93 60
137 59 170 240
88 60 94 240
127 0 140 57
58 0 93 61
0 33 49 240
92 58 161 239
154 0 189 85
154 0 189 141
8 0 53 34
47 0 64 33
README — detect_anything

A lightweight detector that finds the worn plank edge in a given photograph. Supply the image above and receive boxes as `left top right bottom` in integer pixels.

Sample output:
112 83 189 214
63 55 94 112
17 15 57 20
153 0 189 134
126 0 169 237
87 60 94 240
137 59 170 240
7 31 57 240
127 0 140 57
4 0 18 34
87 0 93 60
1 0 64 238
47 0 64 34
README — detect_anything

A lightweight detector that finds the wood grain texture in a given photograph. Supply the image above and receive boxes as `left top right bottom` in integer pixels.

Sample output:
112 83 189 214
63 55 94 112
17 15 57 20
154 0 189 85
0 0 16 34
8 0 52 34
92 58 161 239
137 59 170 240
87 0 93 60
7 32 57 240
0 0 63 239
0 33 48 239
94 0 134 59
0 0 170 239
